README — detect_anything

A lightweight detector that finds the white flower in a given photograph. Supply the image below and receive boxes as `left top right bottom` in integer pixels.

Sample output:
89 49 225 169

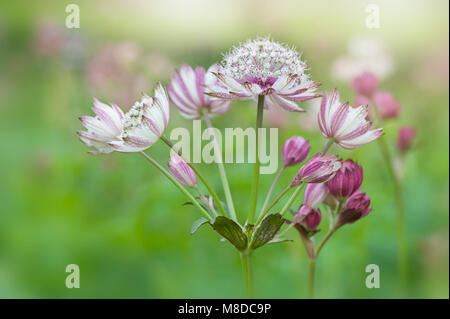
207 37 321 112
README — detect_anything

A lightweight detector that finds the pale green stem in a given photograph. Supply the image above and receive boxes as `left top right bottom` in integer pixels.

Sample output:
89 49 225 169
322 140 334 154
370 100 408 283
240 250 253 298
248 95 265 224
279 184 304 217
258 166 285 219
256 185 291 224
203 110 237 221
309 260 316 299
140 152 212 221
194 185 218 217
161 135 228 218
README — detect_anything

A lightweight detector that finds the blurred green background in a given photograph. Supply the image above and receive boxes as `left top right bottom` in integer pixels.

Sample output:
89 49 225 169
0 0 448 298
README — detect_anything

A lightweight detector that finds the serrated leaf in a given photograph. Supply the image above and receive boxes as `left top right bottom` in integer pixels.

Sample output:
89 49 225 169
211 216 248 250
190 217 209 235
249 213 284 250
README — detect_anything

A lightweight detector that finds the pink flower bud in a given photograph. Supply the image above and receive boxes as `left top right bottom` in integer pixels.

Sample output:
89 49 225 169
168 153 197 187
352 72 378 97
303 183 329 207
373 91 401 120
337 190 371 227
282 136 310 167
295 205 322 230
326 159 363 199
397 126 416 153
290 153 341 186
354 95 370 107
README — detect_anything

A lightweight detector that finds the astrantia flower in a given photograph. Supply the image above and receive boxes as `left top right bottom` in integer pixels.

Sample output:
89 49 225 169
326 159 363 199
397 126 415 153
207 37 321 112
168 152 197 187
303 183 329 208
168 64 231 119
318 89 383 149
281 136 310 167
373 91 401 120
336 190 372 227
294 205 322 230
110 83 170 152
290 153 341 186
78 98 125 154
352 72 378 97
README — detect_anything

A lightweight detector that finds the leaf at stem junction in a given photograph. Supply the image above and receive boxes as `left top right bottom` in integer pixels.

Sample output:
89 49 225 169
191 217 209 235
249 213 284 250
210 216 248 251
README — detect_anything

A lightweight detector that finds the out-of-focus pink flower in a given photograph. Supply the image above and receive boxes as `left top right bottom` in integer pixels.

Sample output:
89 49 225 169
207 37 321 112
33 20 64 57
326 159 363 199
354 95 370 107
168 64 230 119
78 98 125 154
281 136 310 168
397 126 416 153
168 153 197 187
290 153 341 186
373 91 401 120
266 106 288 128
294 205 322 230
109 83 170 153
337 190 372 227
318 89 383 149
303 183 329 208
352 72 378 97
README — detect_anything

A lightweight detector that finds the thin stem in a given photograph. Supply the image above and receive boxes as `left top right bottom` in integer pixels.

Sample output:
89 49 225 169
140 152 212 221
316 229 335 256
370 100 408 283
258 166 285 219
309 260 316 299
194 185 218 217
203 110 237 221
161 135 227 218
248 95 265 224
277 220 296 238
322 140 334 154
279 184 304 217
240 251 253 298
256 185 291 224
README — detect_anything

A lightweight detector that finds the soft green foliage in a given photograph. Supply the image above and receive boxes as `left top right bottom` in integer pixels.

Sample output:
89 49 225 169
0 0 448 298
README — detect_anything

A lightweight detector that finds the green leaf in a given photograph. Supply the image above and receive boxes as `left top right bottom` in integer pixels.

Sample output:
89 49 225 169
190 217 209 235
211 216 248 250
249 213 284 250
267 237 293 245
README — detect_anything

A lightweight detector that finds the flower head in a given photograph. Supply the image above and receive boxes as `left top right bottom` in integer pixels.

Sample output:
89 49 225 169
294 205 322 230
397 126 416 153
318 89 383 149
168 153 197 187
168 64 230 119
373 91 401 120
336 190 372 227
352 72 378 97
109 83 171 152
303 183 329 208
290 153 341 186
326 159 363 199
281 136 310 167
78 98 125 154
207 37 321 112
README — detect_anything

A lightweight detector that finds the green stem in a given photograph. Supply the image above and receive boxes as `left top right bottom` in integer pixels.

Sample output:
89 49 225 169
140 152 212 221
203 110 237 221
370 100 408 283
248 95 265 225
161 135 228 218
258 166 285 219
316 228 335 256
240 251 253 298
256 185 291 224
309 259 316 299
194 185 218 217
279 184 304 217
322 140 334 154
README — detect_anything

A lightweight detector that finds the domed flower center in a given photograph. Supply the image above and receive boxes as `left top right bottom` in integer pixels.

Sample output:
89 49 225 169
221 37 307 83
121 96 152 131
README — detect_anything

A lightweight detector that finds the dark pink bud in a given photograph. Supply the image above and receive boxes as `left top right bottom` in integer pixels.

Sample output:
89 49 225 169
326 159 363 199
337 190 372 227
282 136 310 167
352 72 379 97
397 126 416 153
295 205 322 230
168 153 197 187
290 153 341 186
373 91 401 120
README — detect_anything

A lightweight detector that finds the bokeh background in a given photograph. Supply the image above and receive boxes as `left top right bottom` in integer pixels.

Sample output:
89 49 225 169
0 0 448 298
